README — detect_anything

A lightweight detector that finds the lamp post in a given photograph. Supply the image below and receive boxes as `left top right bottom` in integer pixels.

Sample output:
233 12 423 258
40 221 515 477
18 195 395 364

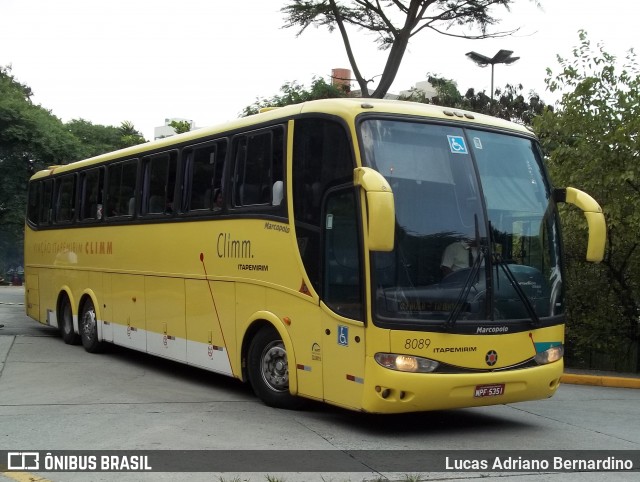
465 49 520 102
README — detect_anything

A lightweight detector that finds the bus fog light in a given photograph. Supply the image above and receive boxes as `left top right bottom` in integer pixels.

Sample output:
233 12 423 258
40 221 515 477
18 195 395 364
535 345 564 365
374 353 439 373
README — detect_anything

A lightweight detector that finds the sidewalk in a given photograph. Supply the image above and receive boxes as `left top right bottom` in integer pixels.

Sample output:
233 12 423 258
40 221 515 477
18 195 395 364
562 368 640 389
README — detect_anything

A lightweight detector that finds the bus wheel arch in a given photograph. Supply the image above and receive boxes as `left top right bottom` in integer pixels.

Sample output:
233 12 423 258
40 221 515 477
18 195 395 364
242 318 302 409
57 289 80 345
78 293 104 353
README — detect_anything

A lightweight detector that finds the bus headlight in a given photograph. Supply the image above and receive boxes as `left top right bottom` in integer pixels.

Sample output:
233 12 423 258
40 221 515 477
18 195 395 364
534 345 564 365
374 353 439 373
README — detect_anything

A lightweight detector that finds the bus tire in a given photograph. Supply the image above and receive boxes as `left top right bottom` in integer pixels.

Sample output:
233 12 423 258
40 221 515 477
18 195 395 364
80 298 104 353
247 327 302 410
58 294 80 345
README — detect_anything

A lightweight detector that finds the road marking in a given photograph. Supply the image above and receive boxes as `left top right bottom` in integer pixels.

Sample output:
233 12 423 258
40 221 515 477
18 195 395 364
1 472 53 482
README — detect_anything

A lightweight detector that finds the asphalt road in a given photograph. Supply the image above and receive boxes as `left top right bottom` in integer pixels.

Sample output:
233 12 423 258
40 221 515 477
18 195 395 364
1 286 639 481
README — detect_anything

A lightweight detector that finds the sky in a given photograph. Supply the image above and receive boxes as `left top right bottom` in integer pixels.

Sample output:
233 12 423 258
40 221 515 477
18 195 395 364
1 0 638 141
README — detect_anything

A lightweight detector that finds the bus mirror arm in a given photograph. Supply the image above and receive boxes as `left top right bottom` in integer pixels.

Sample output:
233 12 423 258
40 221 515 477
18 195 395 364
553 187 606 263
354 167 395 252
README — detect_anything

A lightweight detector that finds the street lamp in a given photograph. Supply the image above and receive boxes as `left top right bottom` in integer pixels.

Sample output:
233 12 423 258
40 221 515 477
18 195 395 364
465 49 520 102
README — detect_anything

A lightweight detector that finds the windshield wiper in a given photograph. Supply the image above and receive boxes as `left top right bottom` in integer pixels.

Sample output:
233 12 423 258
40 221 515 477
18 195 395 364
493 253 541 326
446 215 484 328
445 247 484 328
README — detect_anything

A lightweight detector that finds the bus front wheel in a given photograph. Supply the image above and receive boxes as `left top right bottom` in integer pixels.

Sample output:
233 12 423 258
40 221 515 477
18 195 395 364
80 298 103 353
58 295 80 345
247 327 302 410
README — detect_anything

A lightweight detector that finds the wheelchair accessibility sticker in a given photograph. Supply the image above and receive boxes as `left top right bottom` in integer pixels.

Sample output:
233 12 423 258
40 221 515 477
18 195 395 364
447 135 468 154
337 325 349 346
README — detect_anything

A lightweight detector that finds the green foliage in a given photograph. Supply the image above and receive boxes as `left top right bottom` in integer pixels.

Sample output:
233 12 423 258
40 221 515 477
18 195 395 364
0 66 80 273
65 120 117 159
66 119 146 158
400 76 465 106
400 75 549 126
241 77 348 116
119 120 147 147
168 120 192 135
0 66 146 274
533 31 640 368
475 83 549 124
281 0 520 98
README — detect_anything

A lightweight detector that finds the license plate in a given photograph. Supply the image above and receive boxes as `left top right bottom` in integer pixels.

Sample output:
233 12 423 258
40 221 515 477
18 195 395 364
474 383 505 398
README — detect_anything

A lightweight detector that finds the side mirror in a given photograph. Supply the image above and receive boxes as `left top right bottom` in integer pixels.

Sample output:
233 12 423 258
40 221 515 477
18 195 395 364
554 187 606 262
354 167 395 251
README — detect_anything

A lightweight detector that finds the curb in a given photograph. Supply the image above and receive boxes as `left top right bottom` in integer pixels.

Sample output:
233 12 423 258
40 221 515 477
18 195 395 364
561 373 640 389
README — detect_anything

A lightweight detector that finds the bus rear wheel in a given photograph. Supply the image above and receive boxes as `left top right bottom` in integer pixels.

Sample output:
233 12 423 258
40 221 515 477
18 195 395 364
58 295 80 345
80 298 103 353
247 327 302 410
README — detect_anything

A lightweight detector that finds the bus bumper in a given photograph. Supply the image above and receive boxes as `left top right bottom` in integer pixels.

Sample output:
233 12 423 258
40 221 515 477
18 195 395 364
360 357 563 413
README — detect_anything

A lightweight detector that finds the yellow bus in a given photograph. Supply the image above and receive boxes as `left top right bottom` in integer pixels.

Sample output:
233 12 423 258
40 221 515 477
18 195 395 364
24 98 606 413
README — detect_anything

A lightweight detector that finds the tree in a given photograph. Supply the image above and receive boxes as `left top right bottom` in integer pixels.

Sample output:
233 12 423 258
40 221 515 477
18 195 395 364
282 0 526 98
468 83 548 124
67 119 119 159
241 76 348 116
400 75 464 105
0 66 81 275
66 119 146 158
0 66 146 277
533 32 640 370
119 121 146 147
168 120 192 135
400 74 549 125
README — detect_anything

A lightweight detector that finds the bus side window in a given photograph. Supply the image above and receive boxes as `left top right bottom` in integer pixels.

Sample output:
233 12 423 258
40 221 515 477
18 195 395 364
232 127 284 208
323 188 363 320
55 174 77 223
143 151 177 215
41 179 53 225
292 118 354 296
27 181 40 225
106 159 138 217
79 168 104 221
212 141 227 209
185 140 227 212
27 179 53 226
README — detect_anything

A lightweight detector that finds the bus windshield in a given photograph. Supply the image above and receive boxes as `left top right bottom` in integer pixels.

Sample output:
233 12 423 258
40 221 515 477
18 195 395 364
361 119 563 327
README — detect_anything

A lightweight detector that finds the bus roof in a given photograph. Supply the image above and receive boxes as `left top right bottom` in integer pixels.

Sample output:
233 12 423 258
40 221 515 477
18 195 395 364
29 98 533 180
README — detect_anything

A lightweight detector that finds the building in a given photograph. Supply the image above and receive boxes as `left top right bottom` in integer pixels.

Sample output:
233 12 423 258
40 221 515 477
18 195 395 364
154 118 197 140
331 68 351 92
399 80 437 100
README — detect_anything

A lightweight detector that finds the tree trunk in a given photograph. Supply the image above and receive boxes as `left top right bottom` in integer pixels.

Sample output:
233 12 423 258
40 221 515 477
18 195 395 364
371 32 410 99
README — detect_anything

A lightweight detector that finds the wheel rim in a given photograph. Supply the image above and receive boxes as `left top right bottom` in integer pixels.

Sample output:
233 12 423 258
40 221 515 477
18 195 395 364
260 340 289 392
82 306 96 341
